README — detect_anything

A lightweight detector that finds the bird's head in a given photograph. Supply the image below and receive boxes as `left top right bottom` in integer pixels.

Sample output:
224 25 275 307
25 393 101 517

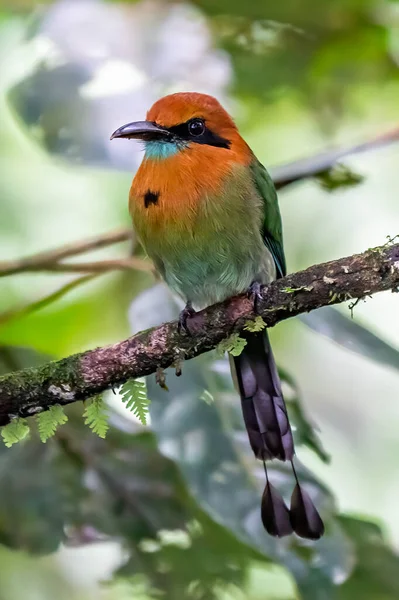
111 92 248 162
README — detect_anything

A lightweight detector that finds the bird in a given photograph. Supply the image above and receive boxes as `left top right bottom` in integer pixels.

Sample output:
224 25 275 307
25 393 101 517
111 92 324 539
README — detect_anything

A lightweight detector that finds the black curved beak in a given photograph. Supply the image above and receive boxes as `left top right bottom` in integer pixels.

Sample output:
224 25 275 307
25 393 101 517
110 121 172 141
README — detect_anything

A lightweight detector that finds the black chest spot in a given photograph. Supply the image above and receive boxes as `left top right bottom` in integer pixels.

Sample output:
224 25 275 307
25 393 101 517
144 190 159 208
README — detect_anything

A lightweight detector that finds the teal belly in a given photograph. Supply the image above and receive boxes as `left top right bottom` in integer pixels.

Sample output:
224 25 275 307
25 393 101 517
163 242 275 309
150 216 276 309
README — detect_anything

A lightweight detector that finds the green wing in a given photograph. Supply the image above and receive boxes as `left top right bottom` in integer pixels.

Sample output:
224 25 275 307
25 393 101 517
250 157 286 278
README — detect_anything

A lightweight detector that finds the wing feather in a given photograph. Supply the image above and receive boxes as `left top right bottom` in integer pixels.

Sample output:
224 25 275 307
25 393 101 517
250 158 286 279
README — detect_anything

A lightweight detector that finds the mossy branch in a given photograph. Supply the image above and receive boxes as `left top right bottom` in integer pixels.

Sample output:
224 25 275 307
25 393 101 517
0 242 398 427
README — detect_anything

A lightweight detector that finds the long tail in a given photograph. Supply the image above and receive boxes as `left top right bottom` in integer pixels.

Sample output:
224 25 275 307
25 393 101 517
231 330 324 540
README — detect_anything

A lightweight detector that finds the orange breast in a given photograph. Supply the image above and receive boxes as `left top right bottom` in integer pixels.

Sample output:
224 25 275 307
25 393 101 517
129 135 252 238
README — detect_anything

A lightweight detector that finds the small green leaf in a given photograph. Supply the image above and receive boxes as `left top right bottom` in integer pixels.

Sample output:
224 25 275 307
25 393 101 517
83 396 109 439
282 285 314 294
244 316 266 332
36 405 68 443
315 164 364 191
120 379 150 425
1 418 30 447
218 333 247 357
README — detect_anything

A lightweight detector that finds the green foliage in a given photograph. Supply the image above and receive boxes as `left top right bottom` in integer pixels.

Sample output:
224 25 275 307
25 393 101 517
120 379 150 425
108 576 161 600
83 395 109 439
279 367 329 463
244 315 266 332
337 517 399 599
1 418 30 448
192 0 399 112
36 405 68 443
0 347 51 375
301 307 399 372
316 165 364 192
217 333 247 356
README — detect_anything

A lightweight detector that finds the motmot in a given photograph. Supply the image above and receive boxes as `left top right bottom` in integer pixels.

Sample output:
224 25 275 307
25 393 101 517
111 92 324 539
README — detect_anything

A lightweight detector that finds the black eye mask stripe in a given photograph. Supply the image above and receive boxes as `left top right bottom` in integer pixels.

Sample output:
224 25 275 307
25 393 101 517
163 119 231 149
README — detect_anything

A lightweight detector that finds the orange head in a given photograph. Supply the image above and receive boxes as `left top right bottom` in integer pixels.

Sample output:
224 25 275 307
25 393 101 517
110 92 251 165
111 93 254 226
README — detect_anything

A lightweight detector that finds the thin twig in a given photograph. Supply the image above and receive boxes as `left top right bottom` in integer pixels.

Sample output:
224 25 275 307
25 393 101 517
23 257 152 275
272 126 399 188
0 242 398 425
0 228 133 277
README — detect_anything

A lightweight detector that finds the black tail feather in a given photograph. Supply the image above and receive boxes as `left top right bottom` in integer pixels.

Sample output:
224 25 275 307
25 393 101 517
232 330 294 461
290 462 325 540
231 330 324 540
261 459 293 537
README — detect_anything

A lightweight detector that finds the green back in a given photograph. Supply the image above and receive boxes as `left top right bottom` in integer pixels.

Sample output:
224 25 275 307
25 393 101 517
250 157 286 278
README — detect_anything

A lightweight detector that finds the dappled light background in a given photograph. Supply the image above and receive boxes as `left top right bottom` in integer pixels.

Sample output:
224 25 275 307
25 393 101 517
0 0 399 599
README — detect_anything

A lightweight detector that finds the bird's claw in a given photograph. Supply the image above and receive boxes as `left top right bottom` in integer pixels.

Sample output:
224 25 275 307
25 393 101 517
178 302 196 335
247 281 264 314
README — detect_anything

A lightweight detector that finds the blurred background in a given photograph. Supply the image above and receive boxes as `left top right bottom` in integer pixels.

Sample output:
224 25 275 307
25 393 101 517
0 0 399 598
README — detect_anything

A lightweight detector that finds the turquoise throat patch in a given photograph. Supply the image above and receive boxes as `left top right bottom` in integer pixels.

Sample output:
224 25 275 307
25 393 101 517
144 140 183 160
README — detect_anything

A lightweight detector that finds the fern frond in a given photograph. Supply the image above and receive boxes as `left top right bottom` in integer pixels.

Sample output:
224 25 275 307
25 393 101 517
120 379 150 425
1 418 30 447
83 396 109 439
36 405 68 443
217 333 247 357
244 316 266 332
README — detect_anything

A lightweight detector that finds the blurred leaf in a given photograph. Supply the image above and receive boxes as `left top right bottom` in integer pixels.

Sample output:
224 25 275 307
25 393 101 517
301 307 399 372
0 273 135 358
0 274 97 326
193 1 399 107
60 418 257 598
0 439 65 553
0 544 79 600
0 345 67 551
337 516 399 599
9 63 96 163
0 346 50 374
129 285 354 599
279 367 330 463
315 164 364 192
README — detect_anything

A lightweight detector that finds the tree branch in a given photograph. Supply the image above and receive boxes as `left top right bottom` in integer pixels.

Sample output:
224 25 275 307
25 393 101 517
0 242 398 426
0 228 133 277
272 125 399 188
13 257 153 275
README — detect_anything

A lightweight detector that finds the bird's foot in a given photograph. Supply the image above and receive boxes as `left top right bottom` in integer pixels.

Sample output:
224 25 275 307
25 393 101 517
247 281 265 314
177 301 196 335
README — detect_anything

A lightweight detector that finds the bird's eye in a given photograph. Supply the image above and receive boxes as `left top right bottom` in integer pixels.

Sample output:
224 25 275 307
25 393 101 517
188 119 205 137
